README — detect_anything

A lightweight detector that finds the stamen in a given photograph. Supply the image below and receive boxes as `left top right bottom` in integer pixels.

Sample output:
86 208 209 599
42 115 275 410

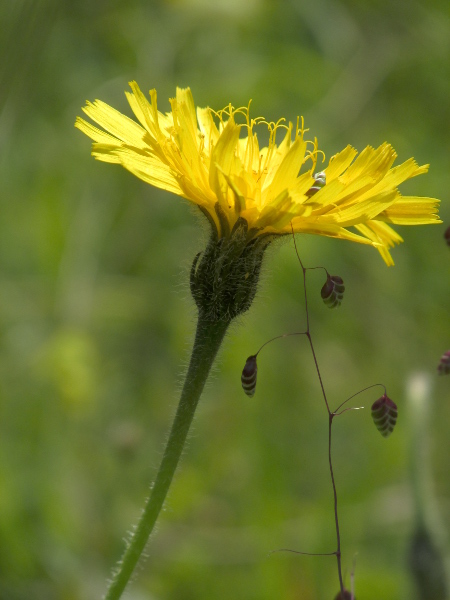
296 115 309 141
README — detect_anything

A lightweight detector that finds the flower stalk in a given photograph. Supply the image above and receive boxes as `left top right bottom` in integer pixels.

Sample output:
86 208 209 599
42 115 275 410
104 312 230 600
104 225 269 599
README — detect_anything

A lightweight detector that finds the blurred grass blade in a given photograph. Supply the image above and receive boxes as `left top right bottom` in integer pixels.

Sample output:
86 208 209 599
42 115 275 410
406 373 449 600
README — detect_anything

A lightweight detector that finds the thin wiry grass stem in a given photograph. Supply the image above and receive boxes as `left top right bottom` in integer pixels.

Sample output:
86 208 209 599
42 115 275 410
292 230 345 597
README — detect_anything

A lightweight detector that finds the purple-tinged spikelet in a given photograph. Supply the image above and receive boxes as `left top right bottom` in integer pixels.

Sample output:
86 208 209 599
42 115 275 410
321 274 345 309
371 394 398 438
437 350 450 375
444 226 450 247
241 355 257 397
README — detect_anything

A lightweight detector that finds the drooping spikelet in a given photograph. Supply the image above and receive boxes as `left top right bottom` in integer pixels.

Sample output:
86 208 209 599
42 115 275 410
241 355 258 397
371 394 398 438
321 274 345 309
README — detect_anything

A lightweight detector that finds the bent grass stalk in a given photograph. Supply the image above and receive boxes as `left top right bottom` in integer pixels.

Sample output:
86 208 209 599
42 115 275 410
269 229 389 598
281 231 391 597
291 231 345 597
104 314 230 600
242 231 389 597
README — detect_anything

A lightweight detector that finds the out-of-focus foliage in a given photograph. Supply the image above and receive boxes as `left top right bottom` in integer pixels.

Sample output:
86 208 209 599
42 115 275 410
0 0 449 598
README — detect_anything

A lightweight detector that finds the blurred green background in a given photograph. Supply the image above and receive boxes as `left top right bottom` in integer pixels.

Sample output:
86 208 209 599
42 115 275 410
0 0 449 598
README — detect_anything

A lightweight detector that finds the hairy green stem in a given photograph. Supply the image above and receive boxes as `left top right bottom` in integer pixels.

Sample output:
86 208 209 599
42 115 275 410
104 312 231 599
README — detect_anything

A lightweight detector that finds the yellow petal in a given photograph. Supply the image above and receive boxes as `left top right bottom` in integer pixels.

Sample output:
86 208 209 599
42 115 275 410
354 221 403 266
264 138 307 203
256 190 293 229
339 144 396 184
209 118 241 207
288 221 379 246
261 125 294 191
197 106 220 152
81 100 147 148
75 117 122 146
324 145 358 182
125 82 164 140
368 158 424 194
378 196 441 225
176 87 198 139
319 189 398 226
217 168 246 213
112 147 184 196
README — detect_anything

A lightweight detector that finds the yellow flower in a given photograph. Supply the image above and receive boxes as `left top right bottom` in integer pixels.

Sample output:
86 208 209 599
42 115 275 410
75 82 440 266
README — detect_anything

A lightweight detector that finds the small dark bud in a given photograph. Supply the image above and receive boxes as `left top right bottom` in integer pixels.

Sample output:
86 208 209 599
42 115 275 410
444 226 450 247
321 274 345 308
371 394 398 438
305 171 326 197
437 350 450 375
241 355 257 397
333 590 353 600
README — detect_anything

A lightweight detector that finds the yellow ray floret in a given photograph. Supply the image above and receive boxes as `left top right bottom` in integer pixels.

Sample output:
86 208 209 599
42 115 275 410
75 82 440 265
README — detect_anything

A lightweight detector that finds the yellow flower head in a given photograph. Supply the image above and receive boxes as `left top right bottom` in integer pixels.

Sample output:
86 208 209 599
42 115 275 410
75 82 440 265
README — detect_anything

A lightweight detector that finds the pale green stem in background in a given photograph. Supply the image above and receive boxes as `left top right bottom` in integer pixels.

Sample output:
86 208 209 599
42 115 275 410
406 372 450 600
407 373 436 526
104 312 231 600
